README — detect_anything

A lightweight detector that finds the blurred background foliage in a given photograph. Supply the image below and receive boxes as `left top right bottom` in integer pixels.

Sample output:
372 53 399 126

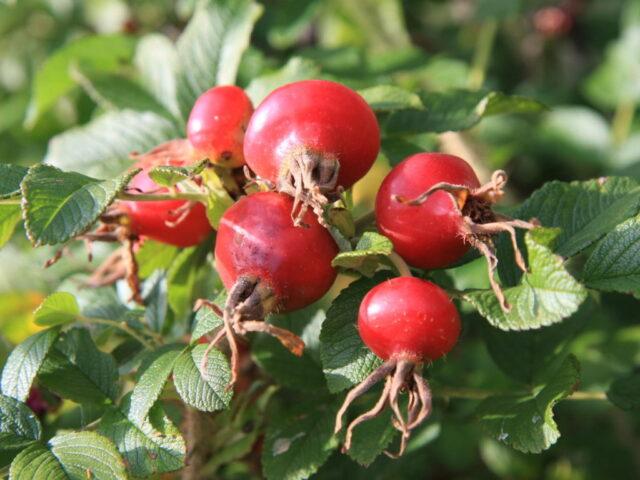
1 0 639 478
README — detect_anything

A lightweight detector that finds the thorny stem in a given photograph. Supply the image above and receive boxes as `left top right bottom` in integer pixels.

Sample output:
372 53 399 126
468 20 498 90
612 100 635 146
353 210 376 233
436 386 607 401
388 252 413 277
77 315 156 349
118 192 207 202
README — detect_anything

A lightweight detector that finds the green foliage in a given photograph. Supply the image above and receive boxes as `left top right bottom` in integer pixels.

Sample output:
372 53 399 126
98 395 185 477
320 273 389 393
262 399 339 480
33 292 79 327
0 394 41 452
465 229 588 330
172 345 233 412
9 431 127 480
21 165 138 246
331 232 394 276
176 0 264 117
25 35 136 127
477 356 580 453
1 329 60 402
1 0 640 478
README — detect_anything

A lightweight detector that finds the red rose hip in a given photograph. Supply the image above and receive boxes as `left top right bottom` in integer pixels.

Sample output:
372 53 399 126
376 153 536 312
358 277 460 362
243 80 380 225
119 155 212 248
198 191 339 387
335 277 460 457
187 85 254 167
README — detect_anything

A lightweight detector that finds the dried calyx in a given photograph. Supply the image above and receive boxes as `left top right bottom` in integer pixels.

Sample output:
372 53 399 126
394 170 536 311
197 275 305 388
335 358 432 458
277 146 341 228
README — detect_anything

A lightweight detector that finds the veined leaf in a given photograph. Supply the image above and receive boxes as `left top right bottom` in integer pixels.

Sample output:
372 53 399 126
33 292 79 327
320 273 391 392
21 165 139 246
332 232 394 277
99 394 185 477
25 34 135 127
477 356 580 453
9 431 127 480
172 345 232 412
246 57 320 105
176 0 264 117
1 329 60 402
465 229 587 330
0 165 28 199
45 110 180 178
0 394 41 452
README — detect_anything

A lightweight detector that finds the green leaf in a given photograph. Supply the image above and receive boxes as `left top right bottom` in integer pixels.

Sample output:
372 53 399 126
98 394 185 477
38 329 119 405
21 165 139 247
262 401 339 480
1 328 60 402
582 216 640 293
331 232 394 277
0 394 41 451
129 344 183 423
176 0 264 117
482 310 587 384
172 345 232 412
465 229 587 330
45 110 180 179
381 133 440 166
9 431 127 480
0 164 28 199
33 292 79 327
476 356 580 454
384 90 546 134
202 169 235 229
515 177 640 258
346 408 397 467
135 34 181 118
253 309 327 391
136 240 179 279
320 273 391 393
608 372 640 410
25 34 135 127
584 27 640 108
191 291 226 342
246 57 320 105
73 69 174 119
167 241 211 318
358 85 423 112
0 206 21 248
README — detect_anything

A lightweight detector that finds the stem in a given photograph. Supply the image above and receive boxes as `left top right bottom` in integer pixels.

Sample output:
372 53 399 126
354 210 376 233
388 252 412 277
78 315 156 349
0 198 20 205
118 192 207 202
436 386 608 401
468 20 498 90
612 101 635 146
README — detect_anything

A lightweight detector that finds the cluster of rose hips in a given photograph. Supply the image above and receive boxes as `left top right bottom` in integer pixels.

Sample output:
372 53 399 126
97 79 532 455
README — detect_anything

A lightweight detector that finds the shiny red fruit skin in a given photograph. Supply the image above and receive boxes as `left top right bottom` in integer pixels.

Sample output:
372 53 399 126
376 153 481 269
358 277 461 362
120 157 212 247
215 191 339 312
187 85 254 167
243 80 380 189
